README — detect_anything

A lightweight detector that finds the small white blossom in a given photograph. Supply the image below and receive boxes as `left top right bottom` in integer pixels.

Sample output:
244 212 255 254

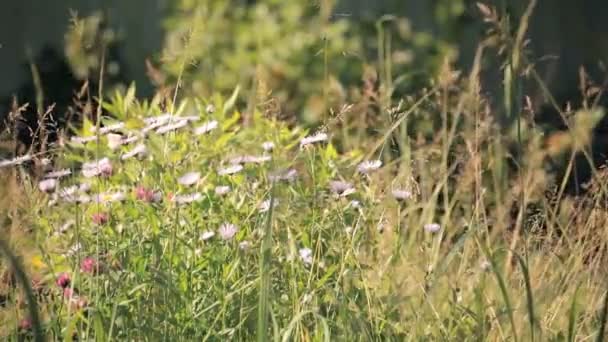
70 136 98 144
217 164 243 176
357 160 382 174
230 155 271 165
156 119 189 134
178 172 201 186
44 169 72 179
0 154 33 168
262 141 275 151
424 223 441 233
300 132 328 148
215 186 231 195
218 223 238 240
268 169 297 182
392 189 412 201
480 260 492 272
200 231 215 241
239 241 251 251
82 158 113 178
329 181 356 197
193 120 219 135
173 192 203 204
121 144 147 160
107 133 123 150
299 248 313 265
206 104 216 114
38 178 58 193
91 122 125 135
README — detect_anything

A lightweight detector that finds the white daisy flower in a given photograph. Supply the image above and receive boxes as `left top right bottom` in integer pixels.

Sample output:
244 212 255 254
299 248 313 265
214 186 231 195
300 132 328 148
357 160 382 174
218 223 238 240
178 172 201 186
230 155 271 165
43 169 72 179
217 164 243 176
82 158 113 178
392 189 412 201
173 192 203 204
262 141 275 151
424 223 441 233
107 133 123 150
268 169 297 182
92 122 125 135
156 119 189 134
0 154 33 168
121 144 147 160
239 241 251 251
38 178 58 193
70 136 98 144
200 231 215 241
193 120 219 135
329 180 356 197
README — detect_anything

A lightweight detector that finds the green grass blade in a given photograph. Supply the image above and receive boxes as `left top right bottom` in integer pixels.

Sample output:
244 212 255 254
0 238 44 342
257 183 276 342
568 284 581 342
514 253 537 341
596 286 608 342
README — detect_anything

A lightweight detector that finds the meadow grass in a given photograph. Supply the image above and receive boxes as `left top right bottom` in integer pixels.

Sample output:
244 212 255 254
1 3 608 341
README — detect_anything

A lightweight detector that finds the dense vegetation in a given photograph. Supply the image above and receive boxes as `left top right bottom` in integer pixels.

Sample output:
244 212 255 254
1 0 608 340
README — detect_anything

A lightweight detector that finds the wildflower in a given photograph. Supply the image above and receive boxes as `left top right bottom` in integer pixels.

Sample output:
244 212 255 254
44 169 72 179
156 119 189 134
135 186 157 202
239 241 251 251
329 180 356 197
262 141 275 151
299 248 313 265
392 189 412 201
56 273 70 288
230 155 271 165
206 104 216 113
215 185 231 195
268 169 297 182
38 178 58 193
81 257 99 274
480 260 492 272
0 154 32 168
18 318 32 331
82 158 113 178
178 172 201 186
193 120 219 135
424 223 441 233
259 199 278 213
121 144 147 160
172 192 203 204
70 136 98 144
357 160 382 174
300 132 328 148
200 231 215 241
348 200 362 209
217 164 243 176
92 212 109 225
57 220 75 234
79 182 91 193
107 133 124 150
65 243 82 257
63 287 75 299
218 223 238 240
92 121 125 135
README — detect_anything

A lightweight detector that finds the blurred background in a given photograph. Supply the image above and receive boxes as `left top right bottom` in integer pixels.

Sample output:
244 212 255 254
2 0 608 129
